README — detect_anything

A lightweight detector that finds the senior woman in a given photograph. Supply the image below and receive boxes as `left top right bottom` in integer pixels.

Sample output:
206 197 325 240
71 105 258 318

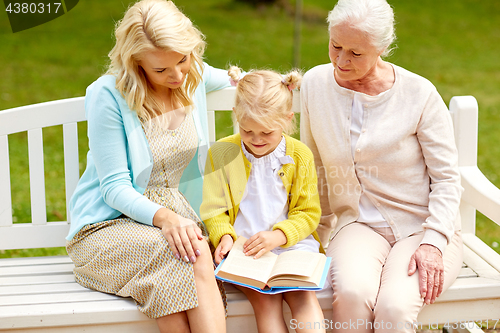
300 0 463 331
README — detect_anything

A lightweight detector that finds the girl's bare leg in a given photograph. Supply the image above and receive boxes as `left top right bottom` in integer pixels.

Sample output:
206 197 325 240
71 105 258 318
236 285 288 333
284 291 325 333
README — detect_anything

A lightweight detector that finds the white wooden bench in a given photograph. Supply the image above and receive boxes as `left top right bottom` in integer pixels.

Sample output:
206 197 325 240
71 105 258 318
1 88 499 333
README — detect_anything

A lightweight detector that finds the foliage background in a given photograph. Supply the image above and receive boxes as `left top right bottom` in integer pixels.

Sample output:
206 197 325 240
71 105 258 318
0 0 499 257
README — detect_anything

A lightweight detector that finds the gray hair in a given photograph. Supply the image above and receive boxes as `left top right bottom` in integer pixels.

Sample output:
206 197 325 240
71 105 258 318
327 0 396 57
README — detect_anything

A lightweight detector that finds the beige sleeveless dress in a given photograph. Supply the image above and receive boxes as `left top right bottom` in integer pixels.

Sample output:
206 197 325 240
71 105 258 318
67 113 223 319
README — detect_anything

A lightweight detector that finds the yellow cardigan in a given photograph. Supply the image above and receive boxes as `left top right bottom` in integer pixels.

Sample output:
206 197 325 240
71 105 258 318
200 133 324 253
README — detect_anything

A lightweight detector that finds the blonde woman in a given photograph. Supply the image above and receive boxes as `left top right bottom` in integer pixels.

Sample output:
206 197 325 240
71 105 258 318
65 1 230 332
201 67 325 333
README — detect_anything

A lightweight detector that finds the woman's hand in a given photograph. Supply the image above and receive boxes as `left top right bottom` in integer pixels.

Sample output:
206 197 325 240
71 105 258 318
408 244 444 305
243 230 287 259
153 208 204 263
214 234 234 265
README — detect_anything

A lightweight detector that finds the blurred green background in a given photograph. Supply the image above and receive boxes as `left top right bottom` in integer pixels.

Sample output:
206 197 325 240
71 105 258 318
1 0 499 257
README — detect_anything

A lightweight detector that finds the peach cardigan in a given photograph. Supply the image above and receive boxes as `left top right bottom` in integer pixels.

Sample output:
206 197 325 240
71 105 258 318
300 63 462 254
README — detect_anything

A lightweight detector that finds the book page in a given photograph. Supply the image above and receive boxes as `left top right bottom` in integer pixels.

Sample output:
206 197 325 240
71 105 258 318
219 237 278 285
268 255 327 288
269 250 322 279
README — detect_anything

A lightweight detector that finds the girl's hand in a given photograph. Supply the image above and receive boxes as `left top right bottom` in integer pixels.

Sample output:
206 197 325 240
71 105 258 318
153 208 204 263
214 234 234 265
244 230 287 259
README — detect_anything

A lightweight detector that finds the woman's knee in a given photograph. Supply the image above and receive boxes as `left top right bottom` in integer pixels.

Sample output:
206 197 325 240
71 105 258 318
332 282 377 308
374 298 421 329
192 240 215 279
374 272 423 327
156 311 190 333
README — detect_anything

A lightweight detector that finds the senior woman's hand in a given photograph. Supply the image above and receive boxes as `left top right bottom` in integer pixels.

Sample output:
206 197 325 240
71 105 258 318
153 208 204 263
408 244 444 305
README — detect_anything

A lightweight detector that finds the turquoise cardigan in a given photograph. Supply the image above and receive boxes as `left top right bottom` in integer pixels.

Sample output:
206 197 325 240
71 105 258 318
67 63 231 240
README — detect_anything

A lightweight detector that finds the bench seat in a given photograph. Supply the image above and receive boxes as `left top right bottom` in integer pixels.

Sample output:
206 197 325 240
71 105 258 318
1 237 499 332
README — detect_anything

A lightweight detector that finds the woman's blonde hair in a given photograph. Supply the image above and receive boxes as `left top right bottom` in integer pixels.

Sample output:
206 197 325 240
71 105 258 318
107 0 206 120
228 66 301 135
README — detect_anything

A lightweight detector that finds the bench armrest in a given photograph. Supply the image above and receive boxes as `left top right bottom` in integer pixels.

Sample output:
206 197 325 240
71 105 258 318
460 166 500 226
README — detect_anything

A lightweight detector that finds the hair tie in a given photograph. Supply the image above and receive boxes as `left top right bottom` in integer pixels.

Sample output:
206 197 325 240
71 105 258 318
282 78 295 92
228 66 242 86
229 78 238 87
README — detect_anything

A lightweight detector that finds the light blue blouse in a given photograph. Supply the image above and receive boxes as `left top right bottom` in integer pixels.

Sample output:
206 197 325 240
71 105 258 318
67 63 231 240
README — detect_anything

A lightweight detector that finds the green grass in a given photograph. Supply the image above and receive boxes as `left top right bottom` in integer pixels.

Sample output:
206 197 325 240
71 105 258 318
1 0 499 258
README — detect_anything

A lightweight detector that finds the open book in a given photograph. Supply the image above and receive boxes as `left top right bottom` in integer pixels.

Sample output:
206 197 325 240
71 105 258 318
215 236 331 294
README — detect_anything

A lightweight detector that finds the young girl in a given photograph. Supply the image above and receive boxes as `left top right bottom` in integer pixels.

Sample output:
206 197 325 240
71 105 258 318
201 67 325 333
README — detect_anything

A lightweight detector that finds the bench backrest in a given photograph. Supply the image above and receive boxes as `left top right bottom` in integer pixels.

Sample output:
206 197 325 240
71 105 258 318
0 89 479 250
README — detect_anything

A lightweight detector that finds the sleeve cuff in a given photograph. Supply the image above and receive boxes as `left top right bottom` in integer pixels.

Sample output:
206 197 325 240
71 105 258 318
208 221 237 248
273 222 299 248
133 201 163 227
420 229 448 255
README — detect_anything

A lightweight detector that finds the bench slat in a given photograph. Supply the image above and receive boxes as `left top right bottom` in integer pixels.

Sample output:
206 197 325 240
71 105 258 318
463 233 500 273
0 299 148 330
451 96 479 236
461 166 500 226
63 122 80 223
207 110 216 143
0 262 74 277
28 128 47 225
0 273 75 286
205 88 300 114
437 276 500 302
0 135 12 227
0 321 159 333
450 96 478 168
0 223 70 250
0 255 72 267
0 281 90 296
0 98 86 136
1 321 159 333
418 298 500 324
205 87 236 111
463 240 500 280
458 267 478 278
0 289 121 307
